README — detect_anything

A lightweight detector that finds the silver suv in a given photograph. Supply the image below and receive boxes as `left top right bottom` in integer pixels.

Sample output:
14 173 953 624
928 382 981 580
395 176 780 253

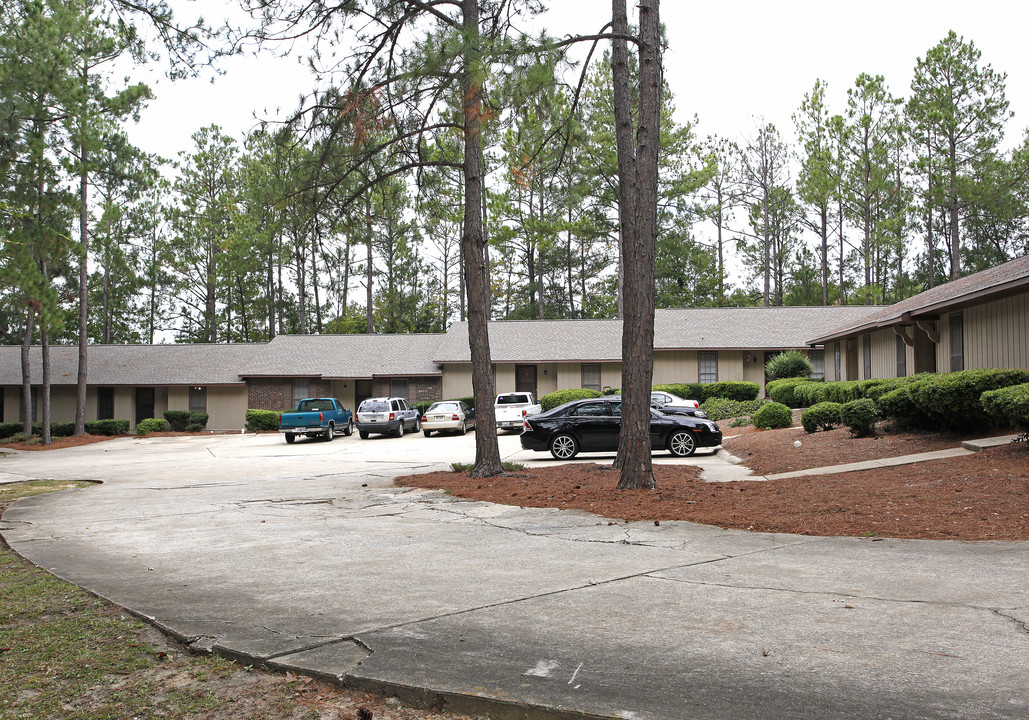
356 397 421 438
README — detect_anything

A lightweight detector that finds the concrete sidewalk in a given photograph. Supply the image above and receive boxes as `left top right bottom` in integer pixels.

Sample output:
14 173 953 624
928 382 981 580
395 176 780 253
1 433 1026 719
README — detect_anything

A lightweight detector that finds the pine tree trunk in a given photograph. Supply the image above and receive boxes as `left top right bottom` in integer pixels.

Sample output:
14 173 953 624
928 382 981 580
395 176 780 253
462 0 502 477
75 134 88 436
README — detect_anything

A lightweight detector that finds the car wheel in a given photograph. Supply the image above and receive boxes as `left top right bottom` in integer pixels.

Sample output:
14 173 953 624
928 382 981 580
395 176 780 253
414 417 421 432
667 430 696 457
285 433 296 444
324 423 334 441
393 422 404 438
549 433 579 460
359 430 369 439
343 420 353 436
423 429 431 438
459 421 466 435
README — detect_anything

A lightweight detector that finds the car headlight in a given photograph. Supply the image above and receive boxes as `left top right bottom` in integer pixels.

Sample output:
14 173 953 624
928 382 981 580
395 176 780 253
694 410 707 418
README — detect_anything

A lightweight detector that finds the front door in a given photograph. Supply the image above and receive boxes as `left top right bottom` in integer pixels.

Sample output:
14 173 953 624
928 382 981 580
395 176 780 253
515 365 537 396
135 387 155 426
355 380 373 409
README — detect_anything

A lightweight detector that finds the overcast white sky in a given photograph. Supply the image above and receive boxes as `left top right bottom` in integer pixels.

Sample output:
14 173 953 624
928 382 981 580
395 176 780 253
130 1 1029 161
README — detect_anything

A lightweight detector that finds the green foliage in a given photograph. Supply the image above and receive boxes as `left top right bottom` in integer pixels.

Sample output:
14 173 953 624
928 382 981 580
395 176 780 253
801 402 843 433
451 461 525 473
907 369 1029 432
0 423 22 440
84 420 129 436
764 350 813 380
699 381 760 402
700 398 768 422
752 402 793 429
540 388 604 412
877 384 933 430
766 378 814 408
652 383 701 400
163 411 191 431
794 381 830 406
135 418 168 435
822 381 864 404
245 409 280 432
980 383 1029 432
841 399 879 437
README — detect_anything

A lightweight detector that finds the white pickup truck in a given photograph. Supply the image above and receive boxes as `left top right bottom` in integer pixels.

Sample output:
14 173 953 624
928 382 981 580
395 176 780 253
494 392 542 432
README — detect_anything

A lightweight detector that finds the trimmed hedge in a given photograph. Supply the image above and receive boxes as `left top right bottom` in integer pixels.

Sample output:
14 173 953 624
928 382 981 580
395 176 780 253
700 397 768 422
698 381 760 402
245 409 281 432
765 350 813 381
540 388 603 412
84 419 129 436
766 378 813 408
841 398 878 437
752 401 793 429
801 402 843 433
906 369 1029 432
652 383 701 400
164 410 210 432
980 382 1029 432
135 418 169 436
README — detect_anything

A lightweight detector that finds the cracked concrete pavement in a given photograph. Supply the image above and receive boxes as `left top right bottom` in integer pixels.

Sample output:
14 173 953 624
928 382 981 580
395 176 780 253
1 432 1027 719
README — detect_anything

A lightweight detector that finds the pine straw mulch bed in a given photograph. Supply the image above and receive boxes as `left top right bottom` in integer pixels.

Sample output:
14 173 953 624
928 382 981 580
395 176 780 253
398 425 1029 541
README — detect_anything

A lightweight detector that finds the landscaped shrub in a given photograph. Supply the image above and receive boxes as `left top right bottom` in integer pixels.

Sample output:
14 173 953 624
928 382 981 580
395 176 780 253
765 350 813 381
907 368 1029 432
188 412 209 429
49 422 75 437
766 378 814 408
245 409 280 432
164 410 192 431
603 387 620 395
822 380 864 404
697 381 760 403
700 397 768 422
801 402 843 433
135 418 169 436
653 383 702 401
0 423 22 439
540 388 603 412
752 401 793 429
84 419 129 436
841 398 879 437
414 401 434 416
794 381 830 407
980 382 1029 433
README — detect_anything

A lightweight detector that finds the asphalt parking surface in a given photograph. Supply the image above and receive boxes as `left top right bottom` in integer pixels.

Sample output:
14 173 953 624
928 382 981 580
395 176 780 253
1 432 1026 719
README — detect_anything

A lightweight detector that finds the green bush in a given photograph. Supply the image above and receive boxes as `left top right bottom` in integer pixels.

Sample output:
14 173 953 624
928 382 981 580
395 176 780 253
752 401 793 429
980 382 1029 432
841 398 879 437
49 422 75 437
0 422 22 439
163 410 192 431
245 408 281 432
822 380 864 404
653 383 702 401
698 381 760 402
765 350 813 381
135 418 169 436
766 378 813 408
413 401 433 416
540 388 604 412
794 381 830 407
907 369 1029 432
603 387 620 395
184 423 204 432
84 419 129 436
801 402 843 433
700 397 768 422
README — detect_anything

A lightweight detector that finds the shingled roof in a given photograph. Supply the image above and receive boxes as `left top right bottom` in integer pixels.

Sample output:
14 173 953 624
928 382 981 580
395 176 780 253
434 306 886 363
0 343 259 386
808 253 1029 343
235 333 444 378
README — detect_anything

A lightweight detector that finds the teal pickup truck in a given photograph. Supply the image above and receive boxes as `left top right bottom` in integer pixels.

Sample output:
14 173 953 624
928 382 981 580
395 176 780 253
279 397 354 443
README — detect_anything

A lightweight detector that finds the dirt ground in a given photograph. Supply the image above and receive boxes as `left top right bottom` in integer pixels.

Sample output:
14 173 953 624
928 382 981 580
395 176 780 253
399 424 1029 541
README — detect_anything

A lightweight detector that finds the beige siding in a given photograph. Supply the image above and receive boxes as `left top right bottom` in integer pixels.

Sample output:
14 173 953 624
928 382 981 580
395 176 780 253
743 353 766 390
653 351 698 384
442 365 474 400
718 351 745 382
205 386 249 430
329 380 356 410
538 364 558 396
601 363 621 391
555 364 579 391
495 365 516 393
962 291 1029 370
868 329 896 379
48 387 78 422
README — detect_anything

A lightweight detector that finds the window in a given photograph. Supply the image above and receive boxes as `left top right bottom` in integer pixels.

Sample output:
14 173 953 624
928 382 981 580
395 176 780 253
581 364 601 392
698 352 718 384
862 335 872 380
896 334 907 378
292 379 309 408
189 386 207 414
810 350 825 380
97 387 115 420
949 312 964 372
390 378 409 400
834 343 841 381
573 402 610 417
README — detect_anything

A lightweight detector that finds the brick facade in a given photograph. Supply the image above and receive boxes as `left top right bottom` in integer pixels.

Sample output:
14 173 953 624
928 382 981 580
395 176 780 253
371 377 442 404
247 378 332 410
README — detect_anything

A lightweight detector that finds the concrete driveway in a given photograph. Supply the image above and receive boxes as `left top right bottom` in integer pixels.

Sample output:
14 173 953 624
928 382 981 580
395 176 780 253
1 432 1026 719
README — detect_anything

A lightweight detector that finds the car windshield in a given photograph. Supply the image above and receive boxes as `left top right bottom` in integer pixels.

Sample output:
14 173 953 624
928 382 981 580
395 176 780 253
297 400 327 412
497 394 526 404
359 401 387 412
428 402 459 412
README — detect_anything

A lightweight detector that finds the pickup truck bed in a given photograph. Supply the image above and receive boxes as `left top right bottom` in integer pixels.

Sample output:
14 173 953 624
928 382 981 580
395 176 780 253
280 398 354 443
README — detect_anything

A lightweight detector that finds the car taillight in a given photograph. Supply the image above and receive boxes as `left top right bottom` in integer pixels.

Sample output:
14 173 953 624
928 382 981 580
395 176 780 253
522 409 527 417
452 414 459 421
389 412 395 421
319 412 324 422
523 419 531 431
422 415 428 422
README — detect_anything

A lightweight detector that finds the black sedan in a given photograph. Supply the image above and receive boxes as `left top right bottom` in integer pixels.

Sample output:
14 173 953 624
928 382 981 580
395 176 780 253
520 396 722 460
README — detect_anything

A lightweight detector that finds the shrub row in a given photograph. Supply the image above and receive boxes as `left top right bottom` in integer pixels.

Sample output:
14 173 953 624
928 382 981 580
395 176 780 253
0 419 129 438
135 418 169 435
699 397 768 422
980 383 1029 433
163 410 209 432
245 409 281 431
752 401 792 429
653 382 760 403
540 388 603 412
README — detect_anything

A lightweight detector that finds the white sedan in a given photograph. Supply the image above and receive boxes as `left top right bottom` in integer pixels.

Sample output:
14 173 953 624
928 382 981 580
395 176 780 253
650 391 707 418
421 401 475 436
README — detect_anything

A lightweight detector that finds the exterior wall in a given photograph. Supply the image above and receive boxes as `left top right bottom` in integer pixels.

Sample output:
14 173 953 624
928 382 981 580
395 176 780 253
371 377 441 404
743 353 766 390
653 350 698 384
717 351 745 382
868 328 897 379
961 290 1029 370
555 364 579 391
442 365 473 400
537 364 558 397
329 380 356 411
494 365 516 394
247 378 331 411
